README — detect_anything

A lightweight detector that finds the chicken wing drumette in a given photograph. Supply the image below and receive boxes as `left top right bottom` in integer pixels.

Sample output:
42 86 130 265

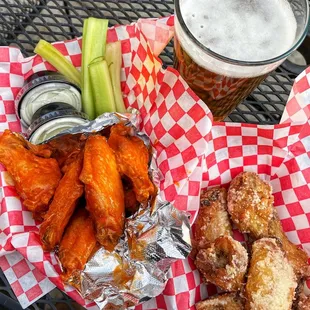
59 208 97 285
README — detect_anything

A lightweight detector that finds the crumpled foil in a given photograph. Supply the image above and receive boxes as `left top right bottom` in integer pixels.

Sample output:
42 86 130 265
48 111 192 309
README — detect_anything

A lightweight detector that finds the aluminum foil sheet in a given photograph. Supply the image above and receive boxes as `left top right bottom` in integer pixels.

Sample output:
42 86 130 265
47 112 192 309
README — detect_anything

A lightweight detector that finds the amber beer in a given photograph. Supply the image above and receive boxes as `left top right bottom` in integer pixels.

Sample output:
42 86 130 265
174 38 268 121
174 0 308 122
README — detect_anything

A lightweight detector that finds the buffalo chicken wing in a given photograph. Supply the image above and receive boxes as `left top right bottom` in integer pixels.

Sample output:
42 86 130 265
108 123 155 203
0 130 61 215
80 135 125 251
59 208 97 284
39 153 84 251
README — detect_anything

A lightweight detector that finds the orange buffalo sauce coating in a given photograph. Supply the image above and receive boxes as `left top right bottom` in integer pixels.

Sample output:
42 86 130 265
39 153 84 251
113 263 135 289
59 208 97 284
80 135 125 251
108 123 155 203
0 130 61 216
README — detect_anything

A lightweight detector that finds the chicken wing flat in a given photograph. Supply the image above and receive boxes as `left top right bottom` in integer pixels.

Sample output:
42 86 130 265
228 171 274 238
80 135 125 251
268 212 309 277
195 236 248 292
0 130 61 215
228 171 309 277
39 153 84 251
195 293 244 310
245 238 297 310
59 208 97 284
193 187 232 256
108 123 155 203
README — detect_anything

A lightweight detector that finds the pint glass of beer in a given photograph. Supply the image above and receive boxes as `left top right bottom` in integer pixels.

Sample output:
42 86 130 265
174 0 310 121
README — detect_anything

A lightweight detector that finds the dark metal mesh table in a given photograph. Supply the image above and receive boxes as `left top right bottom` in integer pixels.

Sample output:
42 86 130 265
0 1 308 309
0 0 305 126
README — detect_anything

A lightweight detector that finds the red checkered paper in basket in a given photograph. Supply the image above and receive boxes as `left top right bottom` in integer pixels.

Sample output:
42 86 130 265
0 15 309 310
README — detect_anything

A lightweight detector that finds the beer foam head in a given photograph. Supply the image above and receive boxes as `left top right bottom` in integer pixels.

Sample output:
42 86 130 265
180 0 297 62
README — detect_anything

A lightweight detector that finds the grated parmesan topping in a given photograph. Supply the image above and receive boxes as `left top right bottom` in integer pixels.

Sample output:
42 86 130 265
195 236 248 291
195 187 232 245
247 238 297 310
227 172 274 237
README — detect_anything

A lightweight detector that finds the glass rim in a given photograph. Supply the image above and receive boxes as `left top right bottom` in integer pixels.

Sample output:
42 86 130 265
175 0 310 67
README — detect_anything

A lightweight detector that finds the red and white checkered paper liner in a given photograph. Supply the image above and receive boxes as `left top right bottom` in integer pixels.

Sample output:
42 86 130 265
0 15 309 309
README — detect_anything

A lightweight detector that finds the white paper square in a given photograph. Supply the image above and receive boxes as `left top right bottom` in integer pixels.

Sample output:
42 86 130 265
173 274 189 294
292 214 310 230
282 189 298 204
275 205 290 220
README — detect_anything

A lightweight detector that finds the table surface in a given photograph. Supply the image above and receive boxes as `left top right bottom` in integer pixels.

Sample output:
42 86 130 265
0 1 307 309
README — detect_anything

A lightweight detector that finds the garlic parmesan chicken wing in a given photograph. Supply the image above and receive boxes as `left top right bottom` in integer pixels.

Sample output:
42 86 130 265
108 123 155 203
245 238 297 310
39 153 84 251
195 293 244 310
59 208 97 284
228 171 309 277
193 187 232 255
195 236 248 292
227 172 274 239
0 130 61 215
268 211 309 277
80 135 125 251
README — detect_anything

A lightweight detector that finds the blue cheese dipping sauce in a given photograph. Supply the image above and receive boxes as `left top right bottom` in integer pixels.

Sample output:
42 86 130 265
27 108 89 144
15 71 82 127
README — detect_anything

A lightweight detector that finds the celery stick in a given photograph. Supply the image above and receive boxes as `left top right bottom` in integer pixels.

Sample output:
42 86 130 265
34 39 81 87
82 17 109 120
105 42 126 113
89 59 116 116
